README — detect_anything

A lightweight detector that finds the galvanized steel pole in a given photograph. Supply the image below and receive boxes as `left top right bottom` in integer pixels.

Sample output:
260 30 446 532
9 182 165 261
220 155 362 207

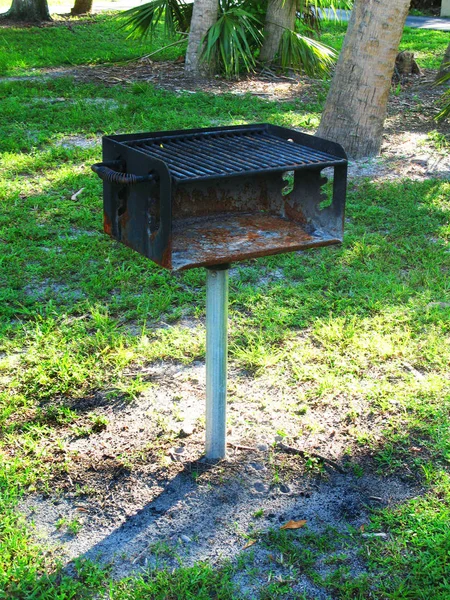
205 266 229 459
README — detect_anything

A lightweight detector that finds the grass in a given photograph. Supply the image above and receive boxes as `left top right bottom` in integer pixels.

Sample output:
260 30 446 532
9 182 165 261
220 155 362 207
0 78 324 153
0 15 448 76
0 13 185 76
0 13 450 600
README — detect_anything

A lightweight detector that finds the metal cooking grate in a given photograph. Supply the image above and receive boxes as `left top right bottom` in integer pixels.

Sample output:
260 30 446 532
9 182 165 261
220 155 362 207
125 128 345 182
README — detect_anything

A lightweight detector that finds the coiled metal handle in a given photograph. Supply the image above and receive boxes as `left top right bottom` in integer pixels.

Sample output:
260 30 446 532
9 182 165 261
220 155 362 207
91 160 154 185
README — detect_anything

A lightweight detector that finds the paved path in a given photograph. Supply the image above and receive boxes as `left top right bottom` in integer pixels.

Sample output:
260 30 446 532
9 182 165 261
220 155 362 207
405 15 450 30
320 8 450 31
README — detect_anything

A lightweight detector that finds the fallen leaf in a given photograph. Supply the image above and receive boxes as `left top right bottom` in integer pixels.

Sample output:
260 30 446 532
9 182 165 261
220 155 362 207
280 519 306 530
71 188 85 201
243 539 256 549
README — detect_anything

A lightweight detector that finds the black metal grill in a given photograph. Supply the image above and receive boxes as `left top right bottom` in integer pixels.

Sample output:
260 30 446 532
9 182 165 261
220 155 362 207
124 127 345 182
93 123 348 271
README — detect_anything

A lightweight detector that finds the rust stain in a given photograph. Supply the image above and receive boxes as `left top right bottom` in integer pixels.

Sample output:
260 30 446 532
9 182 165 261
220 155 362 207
173 176 278 220
119 208 131 230
103 212 112 236
161 239 172 269
170 212 334 271
283 200 308 226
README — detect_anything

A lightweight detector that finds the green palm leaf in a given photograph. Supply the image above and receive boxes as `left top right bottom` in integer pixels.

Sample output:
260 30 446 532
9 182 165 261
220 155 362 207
201 7 263 78
119 0 192 39
277 28 336 77
434 66 450 122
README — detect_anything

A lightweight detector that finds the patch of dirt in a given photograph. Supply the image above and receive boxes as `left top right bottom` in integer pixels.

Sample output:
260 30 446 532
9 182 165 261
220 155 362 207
18 359 422 591
56 132 104 150
347 130 450 181
21 465 419 589
69 58 323 103
23 278 85 301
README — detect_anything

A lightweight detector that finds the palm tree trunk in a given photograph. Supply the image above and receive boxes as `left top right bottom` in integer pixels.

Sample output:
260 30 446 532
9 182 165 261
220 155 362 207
260 0 297 64
3 0 51 21
71 0 92 15
317 0 410 159
185 0 218 75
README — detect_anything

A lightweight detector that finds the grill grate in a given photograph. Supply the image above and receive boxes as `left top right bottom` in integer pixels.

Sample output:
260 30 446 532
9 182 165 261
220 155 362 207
125 128 345 182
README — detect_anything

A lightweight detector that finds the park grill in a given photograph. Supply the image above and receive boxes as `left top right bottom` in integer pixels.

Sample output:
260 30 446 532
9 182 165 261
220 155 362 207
92 123 348 457
92 123 347 271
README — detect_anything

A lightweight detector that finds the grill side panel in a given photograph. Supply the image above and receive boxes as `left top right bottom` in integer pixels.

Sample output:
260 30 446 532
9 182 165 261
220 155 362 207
102 139 173 268
287 164 347 241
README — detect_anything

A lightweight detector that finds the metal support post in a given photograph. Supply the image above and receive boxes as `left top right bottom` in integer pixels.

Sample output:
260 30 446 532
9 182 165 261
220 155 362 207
205 265 229 459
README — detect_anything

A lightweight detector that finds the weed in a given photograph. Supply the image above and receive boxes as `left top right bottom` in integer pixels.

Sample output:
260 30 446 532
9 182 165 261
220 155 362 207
89 413 108 432
56 517 83 535
427 130 450 153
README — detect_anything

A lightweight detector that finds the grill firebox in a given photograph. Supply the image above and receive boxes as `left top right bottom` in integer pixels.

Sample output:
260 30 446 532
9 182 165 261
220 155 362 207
93 123 347 271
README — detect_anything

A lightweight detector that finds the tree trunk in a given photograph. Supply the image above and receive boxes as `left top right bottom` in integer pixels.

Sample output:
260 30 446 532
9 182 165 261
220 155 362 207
260 0 297 64
71 0 92 15
436 42 450 82
185 0 218 75
317 0 410 159
3 0 51 21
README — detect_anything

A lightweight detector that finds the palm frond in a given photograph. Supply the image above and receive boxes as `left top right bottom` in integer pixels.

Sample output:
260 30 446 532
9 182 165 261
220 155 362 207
277 28 336 77
201 7 263 78
433 65 450 122
119 0 192 39
300 0 353 31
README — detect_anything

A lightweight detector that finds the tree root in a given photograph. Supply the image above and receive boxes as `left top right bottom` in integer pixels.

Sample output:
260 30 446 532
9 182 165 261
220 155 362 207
275 441 345 474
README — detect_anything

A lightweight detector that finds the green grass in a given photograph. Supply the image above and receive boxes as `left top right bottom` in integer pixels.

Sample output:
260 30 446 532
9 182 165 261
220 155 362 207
1 15 450 600
0 13 185 76
0 77 324 153
0 15 448 76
